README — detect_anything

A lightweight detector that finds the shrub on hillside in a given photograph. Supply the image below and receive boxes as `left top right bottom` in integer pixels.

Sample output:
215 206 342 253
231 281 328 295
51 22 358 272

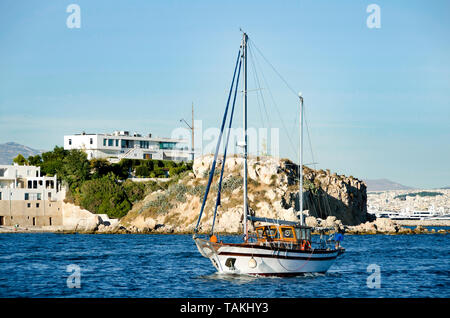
75 174 131 219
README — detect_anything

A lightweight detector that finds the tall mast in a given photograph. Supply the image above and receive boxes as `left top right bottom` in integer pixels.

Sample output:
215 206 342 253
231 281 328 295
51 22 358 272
242 32 249 241
191 102 195 160
299 93 304 226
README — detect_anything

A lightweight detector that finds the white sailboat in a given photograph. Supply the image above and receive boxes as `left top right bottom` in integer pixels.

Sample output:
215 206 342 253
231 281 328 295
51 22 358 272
193 32 344 276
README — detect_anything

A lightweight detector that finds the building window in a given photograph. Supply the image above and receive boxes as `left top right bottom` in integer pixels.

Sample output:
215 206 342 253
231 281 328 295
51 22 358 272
115 139 119 147
90 138 93 145
103 139 107 146
121 139 134 148
37 193 41 201
69 139 72 145
159 142 175 150
25 193 29 200
49 217 52 226
0 192 2 200
108 139 114 147
32 217 36 226
27 203 31 208
36 203 40 208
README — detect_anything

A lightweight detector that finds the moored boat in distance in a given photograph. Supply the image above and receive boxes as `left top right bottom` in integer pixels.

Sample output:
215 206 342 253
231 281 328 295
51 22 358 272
368 205 450 221
192 32 344 277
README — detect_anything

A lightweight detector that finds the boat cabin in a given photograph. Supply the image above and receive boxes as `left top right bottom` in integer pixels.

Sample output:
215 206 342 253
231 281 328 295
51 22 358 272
255 225 312 247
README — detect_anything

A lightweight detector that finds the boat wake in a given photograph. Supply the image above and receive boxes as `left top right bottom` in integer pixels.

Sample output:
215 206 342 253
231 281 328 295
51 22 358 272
198 270 328 283
197 272 260 284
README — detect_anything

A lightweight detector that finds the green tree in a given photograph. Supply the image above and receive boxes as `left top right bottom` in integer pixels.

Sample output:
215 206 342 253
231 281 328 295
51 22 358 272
135 165 150 177
28 154 43 166
60 149 90 191
40 146 68 176
76 174 131 218
122 179 147 203
90 158 112 179
13 154 28 165
153 166 166 177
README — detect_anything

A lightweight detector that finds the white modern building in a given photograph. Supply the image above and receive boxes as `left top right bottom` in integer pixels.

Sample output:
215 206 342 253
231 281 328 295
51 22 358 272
0 164 66 227
63 131 193 162
0 164 65 202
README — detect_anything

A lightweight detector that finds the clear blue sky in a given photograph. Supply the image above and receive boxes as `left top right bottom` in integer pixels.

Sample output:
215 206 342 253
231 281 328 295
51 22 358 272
0 0 449 188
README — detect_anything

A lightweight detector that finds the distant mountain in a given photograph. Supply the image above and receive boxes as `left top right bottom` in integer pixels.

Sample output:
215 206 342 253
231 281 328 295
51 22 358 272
0 142 45 165
364 179 413 192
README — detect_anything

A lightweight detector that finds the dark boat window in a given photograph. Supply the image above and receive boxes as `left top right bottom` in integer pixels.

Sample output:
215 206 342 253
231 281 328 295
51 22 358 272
294 227 312 241
256 226 280 239
225 258 236 268
306 228 311 241
294 228 301 240
281 227 294 238
257 229 264 238
268 227 279 238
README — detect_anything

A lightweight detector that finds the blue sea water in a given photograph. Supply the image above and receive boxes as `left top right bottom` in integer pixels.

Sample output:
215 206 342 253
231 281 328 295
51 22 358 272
0 232 448 298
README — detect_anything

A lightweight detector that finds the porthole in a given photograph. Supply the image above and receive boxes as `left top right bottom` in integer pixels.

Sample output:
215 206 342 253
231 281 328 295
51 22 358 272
225 258 236 269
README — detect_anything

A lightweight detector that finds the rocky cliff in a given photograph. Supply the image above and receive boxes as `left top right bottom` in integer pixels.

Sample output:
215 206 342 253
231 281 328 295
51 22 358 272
119 155 372 234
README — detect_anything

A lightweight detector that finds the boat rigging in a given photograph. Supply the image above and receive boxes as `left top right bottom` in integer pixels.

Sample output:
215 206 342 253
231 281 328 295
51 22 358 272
193 32 345 276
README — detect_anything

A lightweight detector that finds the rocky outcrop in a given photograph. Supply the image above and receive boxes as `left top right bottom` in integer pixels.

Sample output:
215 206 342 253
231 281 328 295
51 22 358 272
62 202 119 232
278 161 370 225
119 154 372 234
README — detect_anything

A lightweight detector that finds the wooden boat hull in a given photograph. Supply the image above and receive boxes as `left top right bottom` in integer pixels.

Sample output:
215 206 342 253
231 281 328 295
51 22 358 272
194 238 343 276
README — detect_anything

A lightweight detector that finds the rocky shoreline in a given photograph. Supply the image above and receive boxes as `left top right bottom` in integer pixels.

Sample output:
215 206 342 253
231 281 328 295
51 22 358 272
1 220 448 235
1 215 449 235
117 215 449 235
2 156 448 236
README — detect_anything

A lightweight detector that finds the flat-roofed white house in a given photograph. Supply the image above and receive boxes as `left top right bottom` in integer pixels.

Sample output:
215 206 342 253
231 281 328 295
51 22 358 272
64 131 193 162
0 164 65 227
0 164 64 201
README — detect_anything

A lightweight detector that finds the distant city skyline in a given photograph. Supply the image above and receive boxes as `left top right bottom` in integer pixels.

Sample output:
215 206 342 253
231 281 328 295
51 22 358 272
1 1 449 189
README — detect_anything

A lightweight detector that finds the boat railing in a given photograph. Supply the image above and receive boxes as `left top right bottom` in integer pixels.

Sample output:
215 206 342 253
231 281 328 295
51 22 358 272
260 240 314 251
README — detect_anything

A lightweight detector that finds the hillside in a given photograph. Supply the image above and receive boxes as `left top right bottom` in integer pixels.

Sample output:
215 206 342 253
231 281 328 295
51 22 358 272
0 142 45 165
120 155 370 234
